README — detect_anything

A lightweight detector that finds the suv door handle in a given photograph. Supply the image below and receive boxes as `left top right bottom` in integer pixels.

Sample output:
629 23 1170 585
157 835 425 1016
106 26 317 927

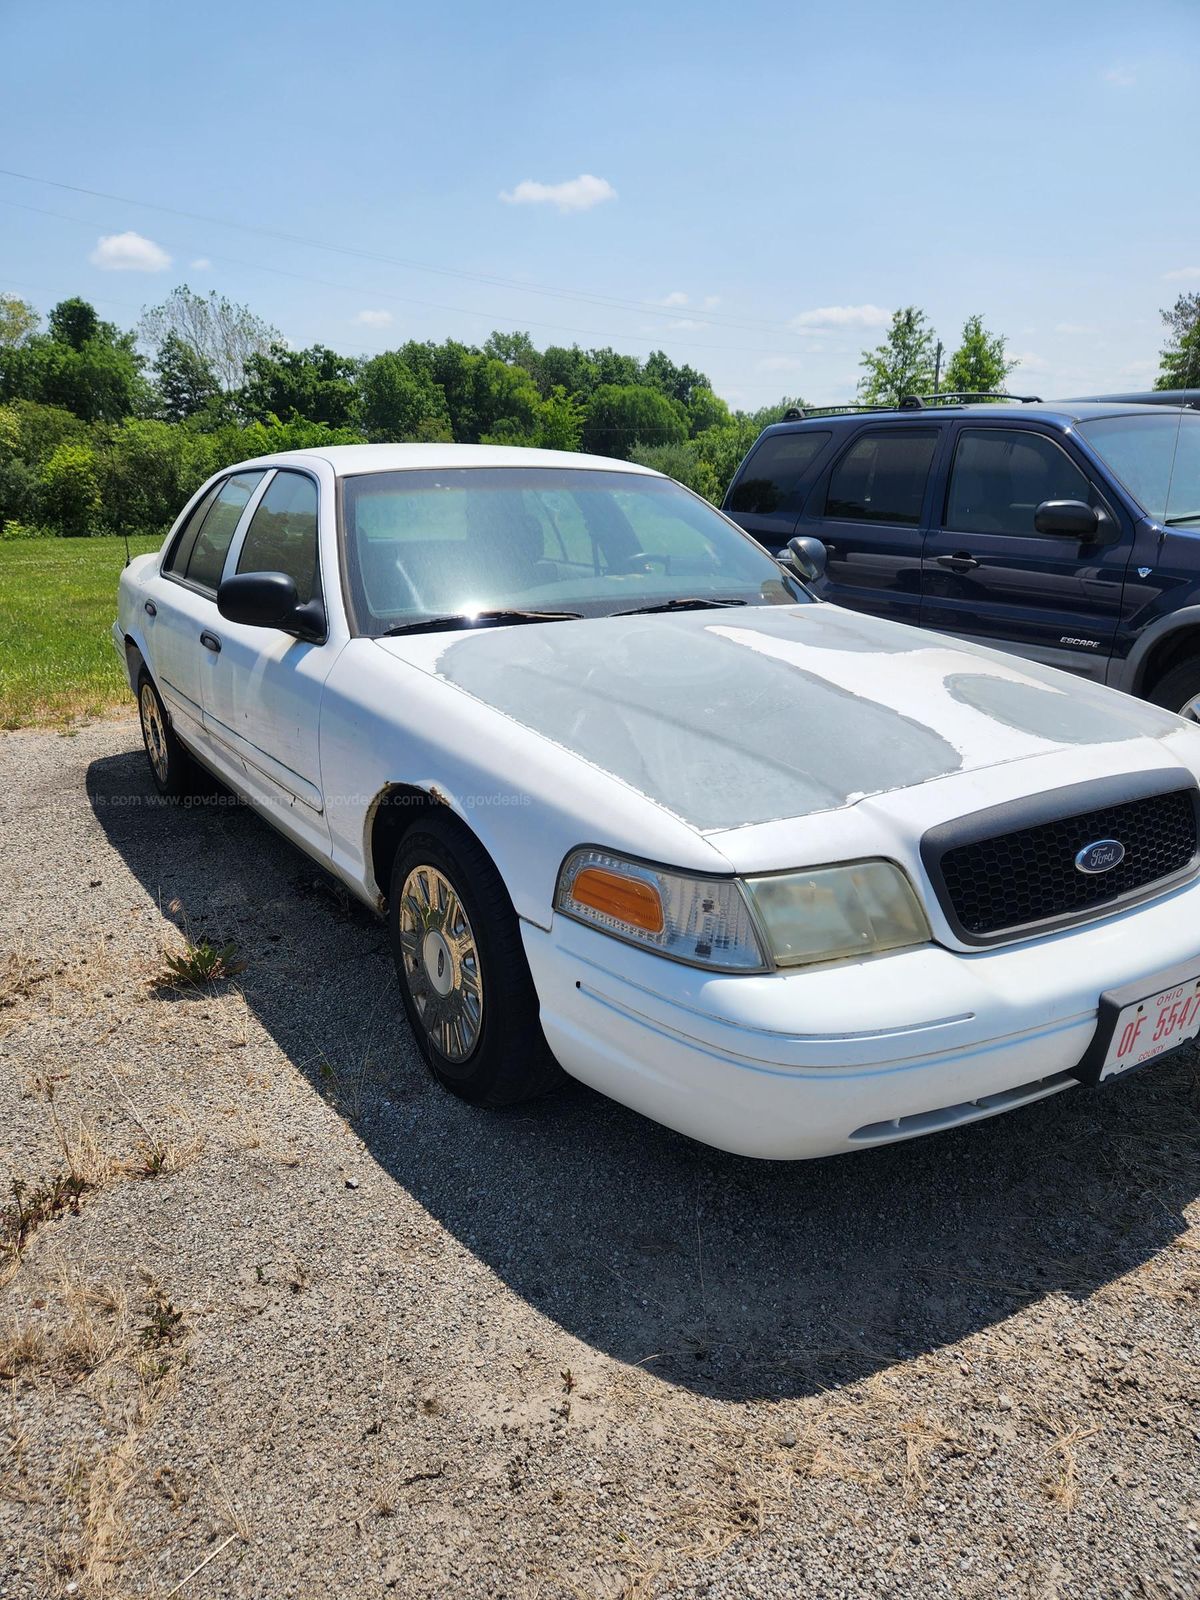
200 630 222 653
933 552 980 573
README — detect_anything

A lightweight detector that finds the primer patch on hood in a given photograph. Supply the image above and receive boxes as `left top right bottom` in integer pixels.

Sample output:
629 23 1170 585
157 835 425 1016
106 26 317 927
424 605 1160 832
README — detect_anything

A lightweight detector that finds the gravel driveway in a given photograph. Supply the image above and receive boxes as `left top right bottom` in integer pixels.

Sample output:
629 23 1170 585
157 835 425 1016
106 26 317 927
2 720 1199 1599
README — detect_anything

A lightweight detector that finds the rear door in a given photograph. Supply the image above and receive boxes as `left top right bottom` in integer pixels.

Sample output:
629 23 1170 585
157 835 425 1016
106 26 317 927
722 428 832 553
796 424 942 627
152 471 266 750
919 423 1133 680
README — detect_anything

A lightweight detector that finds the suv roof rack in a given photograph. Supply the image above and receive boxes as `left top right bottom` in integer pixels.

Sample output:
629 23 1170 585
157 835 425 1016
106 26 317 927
781 390 1042 422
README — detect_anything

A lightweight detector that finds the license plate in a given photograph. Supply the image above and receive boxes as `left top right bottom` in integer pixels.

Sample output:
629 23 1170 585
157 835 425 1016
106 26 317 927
1077 961 1200 1085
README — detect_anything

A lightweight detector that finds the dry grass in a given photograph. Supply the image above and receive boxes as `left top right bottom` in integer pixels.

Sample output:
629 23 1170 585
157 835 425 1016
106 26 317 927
1032 1409 1101 1514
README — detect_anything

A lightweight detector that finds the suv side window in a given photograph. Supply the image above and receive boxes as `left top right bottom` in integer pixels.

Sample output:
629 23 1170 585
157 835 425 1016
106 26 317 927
236 470 320 603
945 429 1090 536
727 431 831 514
184 472 265 591
824 429 938 524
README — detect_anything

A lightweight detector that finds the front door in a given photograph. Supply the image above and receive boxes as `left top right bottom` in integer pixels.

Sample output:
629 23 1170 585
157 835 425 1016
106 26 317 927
919 424 1133 681
200 468 336 850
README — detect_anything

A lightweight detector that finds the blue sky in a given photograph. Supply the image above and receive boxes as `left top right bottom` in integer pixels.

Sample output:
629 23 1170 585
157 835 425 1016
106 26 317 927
2 0 1198 410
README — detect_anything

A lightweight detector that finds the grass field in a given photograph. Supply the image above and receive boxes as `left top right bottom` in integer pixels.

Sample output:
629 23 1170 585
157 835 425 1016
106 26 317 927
0 534 162 728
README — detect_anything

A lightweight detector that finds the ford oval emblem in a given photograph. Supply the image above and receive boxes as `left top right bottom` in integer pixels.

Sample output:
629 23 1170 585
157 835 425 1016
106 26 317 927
1075 838 1126 875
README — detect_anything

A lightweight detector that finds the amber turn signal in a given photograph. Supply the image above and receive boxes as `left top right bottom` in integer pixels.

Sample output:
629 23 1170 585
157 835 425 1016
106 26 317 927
570 866 665 934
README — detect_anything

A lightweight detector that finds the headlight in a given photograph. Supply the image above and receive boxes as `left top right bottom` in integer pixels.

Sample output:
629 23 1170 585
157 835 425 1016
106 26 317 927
744 860 930 968
555 848 768 972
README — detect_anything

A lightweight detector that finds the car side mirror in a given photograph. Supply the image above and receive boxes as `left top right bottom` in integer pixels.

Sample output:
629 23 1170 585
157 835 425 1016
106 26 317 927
218 571 325 640
784 535 828 584
1034 499 1099 540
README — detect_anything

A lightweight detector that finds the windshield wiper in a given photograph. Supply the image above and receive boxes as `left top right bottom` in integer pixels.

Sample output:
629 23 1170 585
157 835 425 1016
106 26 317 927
612 597 750 617
380 608 582 637
1164 512 1200 526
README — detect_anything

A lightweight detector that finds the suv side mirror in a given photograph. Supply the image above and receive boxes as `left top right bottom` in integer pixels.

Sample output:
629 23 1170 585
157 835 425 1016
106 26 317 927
1034 499 1099 540
784 535 828 584
218 571 326 640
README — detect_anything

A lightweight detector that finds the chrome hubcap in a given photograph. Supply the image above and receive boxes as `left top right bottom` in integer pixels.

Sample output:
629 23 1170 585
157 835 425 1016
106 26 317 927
1182 693 1200 725
140 684 169 784
399 865 483 1063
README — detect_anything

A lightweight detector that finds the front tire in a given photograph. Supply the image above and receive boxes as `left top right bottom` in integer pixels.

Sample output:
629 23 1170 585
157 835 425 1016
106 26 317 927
137 672 195 798
388 815 563 1106
1148 660 1200 724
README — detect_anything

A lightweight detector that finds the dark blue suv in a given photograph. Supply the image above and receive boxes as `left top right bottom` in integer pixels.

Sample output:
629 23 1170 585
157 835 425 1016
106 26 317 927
722 396 1200 723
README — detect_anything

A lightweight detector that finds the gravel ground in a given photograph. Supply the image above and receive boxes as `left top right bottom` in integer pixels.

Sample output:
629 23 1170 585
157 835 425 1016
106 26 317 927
2 719 1199 1600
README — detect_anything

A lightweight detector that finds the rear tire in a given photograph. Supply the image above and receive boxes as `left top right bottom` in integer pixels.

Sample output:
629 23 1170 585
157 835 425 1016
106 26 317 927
387 815 564 1107
1148 660 1200 725
137 672 195 798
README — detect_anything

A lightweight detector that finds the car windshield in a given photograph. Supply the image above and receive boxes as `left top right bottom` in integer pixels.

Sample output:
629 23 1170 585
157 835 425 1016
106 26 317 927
1077 412 1200 524
339 466 808 635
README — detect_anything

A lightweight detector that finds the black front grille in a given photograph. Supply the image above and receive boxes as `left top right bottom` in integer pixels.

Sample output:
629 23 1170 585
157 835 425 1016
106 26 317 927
930 786 1199 940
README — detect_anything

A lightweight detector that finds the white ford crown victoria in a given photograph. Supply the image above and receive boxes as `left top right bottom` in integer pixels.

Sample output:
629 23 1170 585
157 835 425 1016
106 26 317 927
114 445 1200 1159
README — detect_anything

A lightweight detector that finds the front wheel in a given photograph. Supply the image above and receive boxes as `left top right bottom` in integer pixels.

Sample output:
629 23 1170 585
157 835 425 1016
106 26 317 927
1148 660 1200 724
137 672 195 797
388 816 563 1106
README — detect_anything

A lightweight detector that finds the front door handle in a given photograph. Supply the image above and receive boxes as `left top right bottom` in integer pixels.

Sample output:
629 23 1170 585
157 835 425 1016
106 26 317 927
933 552 980 573
200 630 222 653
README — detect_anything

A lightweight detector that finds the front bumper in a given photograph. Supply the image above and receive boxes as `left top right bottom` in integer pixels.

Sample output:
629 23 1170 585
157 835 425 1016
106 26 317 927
522 872 1200 1159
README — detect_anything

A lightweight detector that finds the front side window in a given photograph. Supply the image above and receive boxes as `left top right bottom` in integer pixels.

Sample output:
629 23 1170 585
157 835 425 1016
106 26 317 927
340 467 807 635
163 481 222 576
726 430 831 514
945 429 1090 536
1078 413 1200 525
184 472 265 591
237 471 320 602
824 430 938 525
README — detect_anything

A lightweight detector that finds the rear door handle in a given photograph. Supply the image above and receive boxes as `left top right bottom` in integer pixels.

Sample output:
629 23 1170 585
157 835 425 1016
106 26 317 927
933 552 980 573
143 600 156 617
200 630 222 653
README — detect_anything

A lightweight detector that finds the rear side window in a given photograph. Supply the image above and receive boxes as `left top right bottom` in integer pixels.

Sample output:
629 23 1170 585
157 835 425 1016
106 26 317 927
945 429 1091 536
237 471 320 603
163 482 222 576
824 430 938 525
727 431 831 514
185 472 265 590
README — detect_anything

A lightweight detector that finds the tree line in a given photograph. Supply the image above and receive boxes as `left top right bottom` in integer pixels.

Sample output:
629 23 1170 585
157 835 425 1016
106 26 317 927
0 282 1193 539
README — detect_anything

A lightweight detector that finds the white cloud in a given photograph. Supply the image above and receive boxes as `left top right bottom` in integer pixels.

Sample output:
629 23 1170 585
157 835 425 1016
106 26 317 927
89 231 171 272
791 303 891 331
1103 65 1135 87
190 257 211 271
667 317 711 331
499 174 616 214
1009 351 1049 372
1163 266 1200 283
658 290 689 307
702 294 721 311
1054 322 1095 335
355 309 394 328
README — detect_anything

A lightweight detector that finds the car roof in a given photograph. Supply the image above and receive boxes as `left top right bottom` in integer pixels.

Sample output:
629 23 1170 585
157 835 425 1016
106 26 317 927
218 443 662 477
761 400 1195 433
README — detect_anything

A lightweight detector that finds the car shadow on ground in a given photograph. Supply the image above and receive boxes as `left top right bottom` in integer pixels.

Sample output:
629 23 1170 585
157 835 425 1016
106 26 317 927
87 745 1200 1402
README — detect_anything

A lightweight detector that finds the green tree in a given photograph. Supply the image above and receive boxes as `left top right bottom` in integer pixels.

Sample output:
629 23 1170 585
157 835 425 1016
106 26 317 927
358 351 450 440
539 345 598 400
629 438 721 503
241 343 360 428
0 295 38 350
140 285 280 390
857 307 937 405
153 332 220 423
0 328 146 422
1157 293 1200 390
582 384 688 459
48 297 102 350
642 350 711 409
482 329 541 381
532 387 585 451
472 358 542 441
40 441 101 534
686 386 731 436
942 314 1015 398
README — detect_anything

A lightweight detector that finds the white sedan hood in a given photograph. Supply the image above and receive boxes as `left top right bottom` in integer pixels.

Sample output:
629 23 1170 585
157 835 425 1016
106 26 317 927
377 604 1188 837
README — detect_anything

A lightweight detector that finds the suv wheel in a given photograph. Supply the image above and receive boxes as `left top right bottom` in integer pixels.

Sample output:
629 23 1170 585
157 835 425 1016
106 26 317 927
1148 660 1200 724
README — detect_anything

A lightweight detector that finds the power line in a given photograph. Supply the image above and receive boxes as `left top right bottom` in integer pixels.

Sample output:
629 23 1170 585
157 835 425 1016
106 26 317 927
0 165 813 339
